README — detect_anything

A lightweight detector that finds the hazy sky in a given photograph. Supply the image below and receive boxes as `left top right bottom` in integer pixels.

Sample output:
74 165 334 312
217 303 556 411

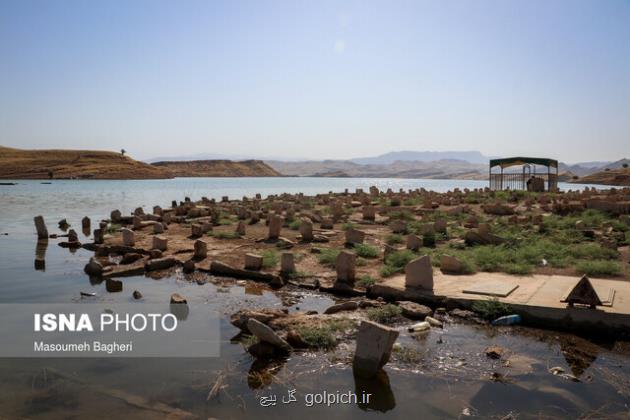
1 0 629 163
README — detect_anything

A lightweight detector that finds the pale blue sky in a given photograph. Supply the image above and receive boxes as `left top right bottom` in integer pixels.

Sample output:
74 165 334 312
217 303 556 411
1 0 629 162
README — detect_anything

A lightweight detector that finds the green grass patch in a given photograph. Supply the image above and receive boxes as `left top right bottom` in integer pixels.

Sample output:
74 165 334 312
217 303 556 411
575 260 622 276
210 231 241 240
357 275 376 287
295 318 354 350
106 223 121 234
288 219 301 230
354 244 379 259
262 249 279 268
381 250 416 277
342 222 356 231
317 248 341 267
385 234 403 245
472 298 512 321
366 304 403 324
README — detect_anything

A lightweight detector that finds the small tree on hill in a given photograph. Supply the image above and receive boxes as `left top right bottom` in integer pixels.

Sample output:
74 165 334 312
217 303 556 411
120 149 126 157
623 163 628 168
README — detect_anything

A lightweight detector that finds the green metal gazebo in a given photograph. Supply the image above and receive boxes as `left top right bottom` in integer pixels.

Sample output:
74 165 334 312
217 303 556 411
489 157 559 192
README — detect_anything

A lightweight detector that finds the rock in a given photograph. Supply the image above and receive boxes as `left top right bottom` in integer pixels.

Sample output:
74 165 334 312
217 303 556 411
320 218 334 229
210 261 281 283
286 330 308 348
483 203 515 215
83 257 103 276
352 320 399 378
336 250 356 284
193 239 207 259
404 255 433 290
105 278 123 293
170 293 187 304
33 216 49 239
244 253 263 270
145 257 177 271
268 214 284 239
230 309 287 332
183 259 196 273
152 235 168 251
120 253 143 264
58 218 69 229
276 237 295 249
324 301 359 314
280 252 295 274
132 290 143 300
121 228 135 246
82 216 91 231
345 228 366 245
440 255 464 274
406 234 422 251
425 316 443 328
247 341 278 358
398 301 432 319
247 318 291 352
485 346 505 359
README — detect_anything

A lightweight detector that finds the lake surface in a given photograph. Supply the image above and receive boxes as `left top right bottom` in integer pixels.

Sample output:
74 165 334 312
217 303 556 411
0 177 628 419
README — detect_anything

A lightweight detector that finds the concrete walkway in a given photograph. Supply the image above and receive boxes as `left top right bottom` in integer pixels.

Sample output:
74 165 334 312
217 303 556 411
372 271 630 332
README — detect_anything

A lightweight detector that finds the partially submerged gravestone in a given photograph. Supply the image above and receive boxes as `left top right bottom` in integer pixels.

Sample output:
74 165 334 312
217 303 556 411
34 215 48 239
405 255 433 290
353 320 399 378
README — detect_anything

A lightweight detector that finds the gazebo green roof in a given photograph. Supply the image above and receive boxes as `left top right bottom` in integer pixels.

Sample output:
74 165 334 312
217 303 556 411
489 157 558 169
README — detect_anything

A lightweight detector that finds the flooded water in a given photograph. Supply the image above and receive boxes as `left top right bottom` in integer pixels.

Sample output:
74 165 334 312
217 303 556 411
0 177 628 419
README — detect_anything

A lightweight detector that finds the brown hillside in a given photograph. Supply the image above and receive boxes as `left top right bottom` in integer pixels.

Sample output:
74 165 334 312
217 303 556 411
570 167 630 186
0 146 170 179
151 160 281 177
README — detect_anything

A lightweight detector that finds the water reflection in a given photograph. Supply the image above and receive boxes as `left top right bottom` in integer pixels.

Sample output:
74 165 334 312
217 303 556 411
353 370 396 412
34 239 48 271
169 302 190 321
560 338 599 377
247 358 286 389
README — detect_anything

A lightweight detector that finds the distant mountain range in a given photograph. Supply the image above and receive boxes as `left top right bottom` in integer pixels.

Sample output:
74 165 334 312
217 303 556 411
144 150 628 181
350 150 494 165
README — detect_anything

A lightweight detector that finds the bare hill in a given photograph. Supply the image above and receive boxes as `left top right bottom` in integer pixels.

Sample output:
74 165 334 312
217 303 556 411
151 160 281 177
0 146 170 179
570 167 630 186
